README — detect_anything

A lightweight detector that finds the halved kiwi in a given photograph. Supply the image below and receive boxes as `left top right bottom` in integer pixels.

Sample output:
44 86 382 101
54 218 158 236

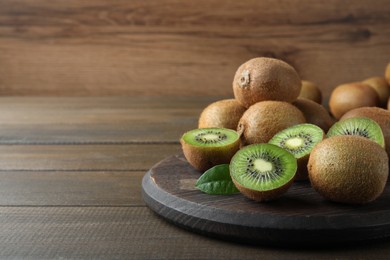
230 143 297 202
326 117 385 148
269 124 325 181
180 128 240 172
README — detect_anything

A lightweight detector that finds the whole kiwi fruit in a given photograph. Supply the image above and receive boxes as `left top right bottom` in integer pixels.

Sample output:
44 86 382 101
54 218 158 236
299 80 322 104
237 101 306 145
292 98 335 132
386 62 390 85
232 57 301 108
362 76 390 108
340 107 390 157
329 82 380 119
198 99 246 130
308 135 388 204
180 128 240 172
230 143 297 202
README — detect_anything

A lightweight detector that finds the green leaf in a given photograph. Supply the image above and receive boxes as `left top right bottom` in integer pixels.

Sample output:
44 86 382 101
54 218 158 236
195 164 240 195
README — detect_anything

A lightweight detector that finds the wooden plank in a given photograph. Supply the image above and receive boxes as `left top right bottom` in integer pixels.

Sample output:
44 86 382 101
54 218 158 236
0 206 389 259
0 144 181 171
0 171 145 206
0 97 215 144
0 1 389 101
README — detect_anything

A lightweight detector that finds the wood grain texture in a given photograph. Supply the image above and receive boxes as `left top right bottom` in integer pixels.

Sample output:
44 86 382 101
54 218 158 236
0 144 180 171
0 206 390 259
0 171 144 206
1 0 390 103
0 96 215 144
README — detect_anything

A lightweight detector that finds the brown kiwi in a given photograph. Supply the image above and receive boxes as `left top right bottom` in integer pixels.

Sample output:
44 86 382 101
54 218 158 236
386 62 390 85
292 98 335 132
308 135 388 204
340 107 390 158
180 128 240 172
328 82 380 119
299 80 322 104
362 77 390 108
198 99 246 130
232 57 301 108
237 101 306 146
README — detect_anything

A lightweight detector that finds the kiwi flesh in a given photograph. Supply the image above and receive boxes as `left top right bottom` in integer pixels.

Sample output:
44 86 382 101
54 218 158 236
230 143 297 202
308 135 388 204
362 77 390 108
340 107 390 158
299 80 322 104
180 128 240 172
292 98 335 132
232 57 301 108
237 101 306 146
198 99 246 130
328 82 380 119
327 117 385 148
269 123 325 181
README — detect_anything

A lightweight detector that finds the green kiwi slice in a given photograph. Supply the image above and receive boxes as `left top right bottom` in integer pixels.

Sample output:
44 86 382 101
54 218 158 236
269 124 325 159
181 128 239 147
230 143 297 201
326 117 385 148
268 123 325 181
180 128 240 172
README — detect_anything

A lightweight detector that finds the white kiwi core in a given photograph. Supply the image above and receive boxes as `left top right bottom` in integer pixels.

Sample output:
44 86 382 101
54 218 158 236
254 158 273 173
285 137 304 148
201 133 219 142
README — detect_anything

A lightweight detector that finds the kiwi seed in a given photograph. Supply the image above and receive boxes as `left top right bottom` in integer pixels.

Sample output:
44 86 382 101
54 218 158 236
232 57 301 108
230 143 297 202
198 99 246 130
308 135 388 204
327 117 385 148
180 128 240 172
269 123 325 181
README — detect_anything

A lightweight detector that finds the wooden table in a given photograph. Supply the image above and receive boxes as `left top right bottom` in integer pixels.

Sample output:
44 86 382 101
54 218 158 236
0 96 389 259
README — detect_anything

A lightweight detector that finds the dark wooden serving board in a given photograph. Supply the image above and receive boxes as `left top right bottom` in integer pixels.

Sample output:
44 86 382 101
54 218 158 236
142 154 390 247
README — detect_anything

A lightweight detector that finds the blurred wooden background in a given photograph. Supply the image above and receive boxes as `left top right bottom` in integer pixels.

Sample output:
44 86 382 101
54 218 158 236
0 0 389 104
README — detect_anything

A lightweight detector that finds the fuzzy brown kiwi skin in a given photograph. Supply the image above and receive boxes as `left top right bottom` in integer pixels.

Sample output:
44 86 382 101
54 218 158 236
198 99 246 130
232 176 295 202
385 62 390 86
308 135 388 204
299 80 322 104
362 76 390 108
237 101 306 146
232 57 301 108
292 98 335 132
180 137 240 172
340 106 390 160
329 82 380 119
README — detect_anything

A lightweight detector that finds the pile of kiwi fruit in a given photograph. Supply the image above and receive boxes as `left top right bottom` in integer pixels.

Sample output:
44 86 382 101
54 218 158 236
180 57 390 204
